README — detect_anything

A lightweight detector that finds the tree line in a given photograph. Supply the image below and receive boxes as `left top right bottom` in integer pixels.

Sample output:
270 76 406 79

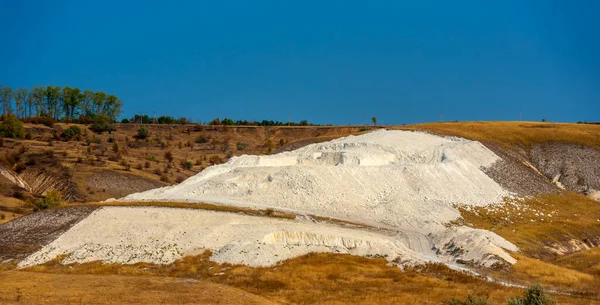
0 84 123 122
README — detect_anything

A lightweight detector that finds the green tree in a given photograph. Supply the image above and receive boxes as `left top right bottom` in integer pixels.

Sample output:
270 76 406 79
14 88 28 118
25 88 34 118
0 114 25 138
372 116 377 126
44 86 61 119
0 85 13 115
31 86 45 116
93 91 107 114
62 86 82 122
81 89 95 116
103 94 122 120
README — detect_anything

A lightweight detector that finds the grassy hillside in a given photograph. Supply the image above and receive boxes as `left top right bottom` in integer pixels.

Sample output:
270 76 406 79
398 121 600 148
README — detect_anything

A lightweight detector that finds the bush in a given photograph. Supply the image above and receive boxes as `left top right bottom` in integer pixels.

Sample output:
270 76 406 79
443 296 488 305
90 115 116 134
182 160 193 169
34 189 62 210
21 116 55 127
164 151 173 163
506 285 555 305
195 135 208 144
86 135 101 145
0 114 25 139
236 142 247 151
209 155 223 165
61 126 81 141
135 127 149 139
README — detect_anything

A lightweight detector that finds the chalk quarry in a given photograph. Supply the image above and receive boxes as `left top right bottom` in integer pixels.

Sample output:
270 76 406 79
20 130 519 269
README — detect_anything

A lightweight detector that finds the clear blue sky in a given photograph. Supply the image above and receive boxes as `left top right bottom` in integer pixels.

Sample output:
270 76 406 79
1 0 598 125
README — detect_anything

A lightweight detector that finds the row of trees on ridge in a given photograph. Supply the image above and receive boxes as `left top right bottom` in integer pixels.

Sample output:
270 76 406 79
0 84 123 122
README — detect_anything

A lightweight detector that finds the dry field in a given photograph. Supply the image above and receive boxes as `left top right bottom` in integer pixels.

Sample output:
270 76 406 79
1 252 597 305
397 121 600 148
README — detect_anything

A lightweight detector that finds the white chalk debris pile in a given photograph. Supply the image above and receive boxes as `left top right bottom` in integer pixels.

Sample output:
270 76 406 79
21 130 518 269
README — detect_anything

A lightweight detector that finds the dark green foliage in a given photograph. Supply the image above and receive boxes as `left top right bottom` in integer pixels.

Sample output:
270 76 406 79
135 127 149 139
182 160 193 169
506 285 555 305
91 115 116 134
0 114 26 138
221 118 234 125
61 126 81 141
157 116 174 124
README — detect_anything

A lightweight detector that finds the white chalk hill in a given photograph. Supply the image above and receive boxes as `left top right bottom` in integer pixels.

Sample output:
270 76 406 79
21 130 517 269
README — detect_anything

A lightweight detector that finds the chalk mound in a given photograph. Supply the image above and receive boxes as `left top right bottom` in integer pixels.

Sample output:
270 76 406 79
20 130 518 270
123 130 510 229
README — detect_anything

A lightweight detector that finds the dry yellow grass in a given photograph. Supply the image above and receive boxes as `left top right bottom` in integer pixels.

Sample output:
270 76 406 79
554 247 600 277
0 270 275 305
497 254 599 295
398 121 600 148
13 252 599 305
459 192 600 259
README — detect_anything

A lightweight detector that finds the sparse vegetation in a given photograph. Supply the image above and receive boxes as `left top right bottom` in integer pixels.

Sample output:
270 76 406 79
34 190 62 210
507 285 555 305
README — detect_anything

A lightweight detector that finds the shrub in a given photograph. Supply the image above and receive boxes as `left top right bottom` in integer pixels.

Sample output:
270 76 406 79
182 160 193 169
34 190 62 210
236 142 247 151
86 135 101 145
135 127 149 139
112 142 119 153
14 162 27 173
160 174 170 183
144 161 151 168
90 115 116 134
195 135 208 144
443 296 488 305
209 155 223 165
107 136 114 143
61 126 81 141
506 285 555 305
21 116 55 127
0 114 25 139
164 151 173 163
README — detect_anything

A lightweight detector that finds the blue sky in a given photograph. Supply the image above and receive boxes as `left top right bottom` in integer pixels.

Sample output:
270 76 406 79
1 0 598 124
